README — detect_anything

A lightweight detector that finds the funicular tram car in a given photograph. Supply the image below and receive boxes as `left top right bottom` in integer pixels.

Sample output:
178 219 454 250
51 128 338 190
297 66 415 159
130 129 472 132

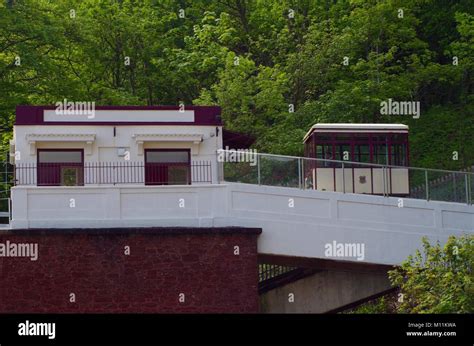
303 124 409 195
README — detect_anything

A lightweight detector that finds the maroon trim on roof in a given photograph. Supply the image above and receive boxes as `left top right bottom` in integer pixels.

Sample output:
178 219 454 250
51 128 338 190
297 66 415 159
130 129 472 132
15 105 222 126
6 226 263 235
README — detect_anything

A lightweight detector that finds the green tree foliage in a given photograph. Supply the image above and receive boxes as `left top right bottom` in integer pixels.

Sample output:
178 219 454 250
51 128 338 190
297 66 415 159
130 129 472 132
344 295 397 314
389 235 474 313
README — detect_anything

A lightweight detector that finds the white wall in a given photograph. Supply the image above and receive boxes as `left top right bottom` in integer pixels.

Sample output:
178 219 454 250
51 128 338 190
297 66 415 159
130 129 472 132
43 109 195 122
14 125 222 161
11 183 474 265
218 183 473 265
13 124 223 183
11 184 228 229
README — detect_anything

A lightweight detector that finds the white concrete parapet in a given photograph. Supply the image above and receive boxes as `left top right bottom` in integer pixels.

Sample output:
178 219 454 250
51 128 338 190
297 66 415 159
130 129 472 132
11 182 474 265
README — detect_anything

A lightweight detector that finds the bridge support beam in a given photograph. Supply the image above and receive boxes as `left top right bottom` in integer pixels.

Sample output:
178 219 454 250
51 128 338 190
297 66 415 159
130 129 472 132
259 255 394 313
260 269 392 313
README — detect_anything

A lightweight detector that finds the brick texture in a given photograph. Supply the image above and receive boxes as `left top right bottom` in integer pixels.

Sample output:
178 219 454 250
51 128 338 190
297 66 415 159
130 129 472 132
0 227 261 313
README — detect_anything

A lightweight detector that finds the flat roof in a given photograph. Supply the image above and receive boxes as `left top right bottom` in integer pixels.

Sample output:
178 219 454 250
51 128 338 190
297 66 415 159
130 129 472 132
303 123 409 142
15 105 222 126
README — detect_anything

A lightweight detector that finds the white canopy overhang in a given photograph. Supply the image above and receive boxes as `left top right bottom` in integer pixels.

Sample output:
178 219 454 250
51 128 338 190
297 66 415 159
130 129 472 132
25 133 96 155
132 133 204 155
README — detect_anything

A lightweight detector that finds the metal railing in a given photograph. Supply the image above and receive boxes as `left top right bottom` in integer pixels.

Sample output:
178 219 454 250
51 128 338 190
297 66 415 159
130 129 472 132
218 149 474 205
258 264 297 283
0 198 11 223
13 161 212 186
0 161 13 224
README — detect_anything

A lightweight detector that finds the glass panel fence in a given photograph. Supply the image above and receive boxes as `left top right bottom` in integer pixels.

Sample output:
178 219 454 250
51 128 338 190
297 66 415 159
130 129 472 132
219 150 473 205
423 170 470 203
222 160 258 184
259 154 300 188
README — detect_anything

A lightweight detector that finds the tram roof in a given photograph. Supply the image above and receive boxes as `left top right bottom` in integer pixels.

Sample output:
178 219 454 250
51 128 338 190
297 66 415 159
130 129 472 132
303 123 409 143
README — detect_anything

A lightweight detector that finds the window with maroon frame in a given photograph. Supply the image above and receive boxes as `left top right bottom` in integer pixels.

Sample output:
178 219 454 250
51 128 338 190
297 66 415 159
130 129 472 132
308 132 408 167
144 149 190 185
37 149 84 186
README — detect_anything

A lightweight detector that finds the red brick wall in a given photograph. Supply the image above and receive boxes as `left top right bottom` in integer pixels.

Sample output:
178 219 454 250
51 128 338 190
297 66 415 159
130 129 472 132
0 227 261 313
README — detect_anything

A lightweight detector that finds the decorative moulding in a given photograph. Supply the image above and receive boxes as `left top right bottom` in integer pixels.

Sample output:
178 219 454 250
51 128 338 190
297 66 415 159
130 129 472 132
25 134 96 155
132 133 203 155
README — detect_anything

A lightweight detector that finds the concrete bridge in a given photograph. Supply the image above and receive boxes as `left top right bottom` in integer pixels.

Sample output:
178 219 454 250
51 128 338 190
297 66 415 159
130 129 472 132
10 181 473 265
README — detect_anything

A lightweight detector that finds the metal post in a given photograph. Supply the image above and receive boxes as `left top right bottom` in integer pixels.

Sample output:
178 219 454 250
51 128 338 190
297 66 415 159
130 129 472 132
221 150 225 183
301 158 305 190
425 170 429 201
465 173 469 205
342 162 345 193
470 174 472 205
8 197 11 223
217 149 221 184
298 158 302 189
382 166 386 197
453 173 457 202
257 154 261 185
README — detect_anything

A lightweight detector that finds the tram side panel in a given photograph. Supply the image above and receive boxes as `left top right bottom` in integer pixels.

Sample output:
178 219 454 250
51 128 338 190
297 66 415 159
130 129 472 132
312 167 409 195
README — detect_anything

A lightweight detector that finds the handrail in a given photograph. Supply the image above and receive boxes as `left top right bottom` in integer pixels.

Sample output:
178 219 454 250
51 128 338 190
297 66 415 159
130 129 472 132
13 161 213 186
217 149 473 205
0 197 11 223
217 149 474 175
